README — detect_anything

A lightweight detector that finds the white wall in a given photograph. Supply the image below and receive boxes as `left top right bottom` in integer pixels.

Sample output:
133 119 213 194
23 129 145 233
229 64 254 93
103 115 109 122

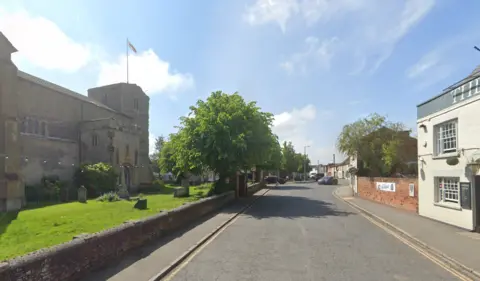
417 96 480 230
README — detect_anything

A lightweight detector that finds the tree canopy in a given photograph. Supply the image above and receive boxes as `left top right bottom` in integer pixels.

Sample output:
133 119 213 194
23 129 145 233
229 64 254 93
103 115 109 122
158 91 281 183
336 113 410 176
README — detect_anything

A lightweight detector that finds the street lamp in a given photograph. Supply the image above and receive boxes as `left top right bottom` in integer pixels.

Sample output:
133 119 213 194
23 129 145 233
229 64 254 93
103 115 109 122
303 145 310 181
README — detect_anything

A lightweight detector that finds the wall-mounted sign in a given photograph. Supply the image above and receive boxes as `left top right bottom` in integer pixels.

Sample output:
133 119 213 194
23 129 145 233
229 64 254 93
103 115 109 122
460 182 472 210
376 182 396 192
409 183 415 197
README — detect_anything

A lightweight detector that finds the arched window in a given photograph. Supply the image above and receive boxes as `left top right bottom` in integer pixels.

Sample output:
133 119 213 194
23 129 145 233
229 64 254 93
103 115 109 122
116 148 120 164
91 134 98 146
134 150 138 165
21 118 28 133
40 122 47 136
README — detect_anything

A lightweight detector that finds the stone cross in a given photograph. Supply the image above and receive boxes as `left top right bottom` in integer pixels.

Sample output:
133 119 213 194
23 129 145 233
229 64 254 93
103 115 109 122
78 185 87 203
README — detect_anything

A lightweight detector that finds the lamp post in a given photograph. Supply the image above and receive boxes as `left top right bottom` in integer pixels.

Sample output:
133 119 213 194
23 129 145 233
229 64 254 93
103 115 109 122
303 145 310 181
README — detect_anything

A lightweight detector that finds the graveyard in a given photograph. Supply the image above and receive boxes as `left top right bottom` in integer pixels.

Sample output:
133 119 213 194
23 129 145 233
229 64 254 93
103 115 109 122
0 184 210 261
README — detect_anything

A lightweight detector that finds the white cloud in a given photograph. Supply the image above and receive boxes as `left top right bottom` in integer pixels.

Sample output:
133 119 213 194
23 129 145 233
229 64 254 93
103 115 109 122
280 36 337 74
246 0 436 73
149 133 157 155
407 51 439 79
97 50 195 97
243 0 299 33
0 8 92 72
273 104 335 163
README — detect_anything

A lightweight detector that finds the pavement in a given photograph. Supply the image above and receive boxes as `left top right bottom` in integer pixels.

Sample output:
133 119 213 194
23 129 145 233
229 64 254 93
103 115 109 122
82 182 479 281
334 186 480 279
81 191 267 281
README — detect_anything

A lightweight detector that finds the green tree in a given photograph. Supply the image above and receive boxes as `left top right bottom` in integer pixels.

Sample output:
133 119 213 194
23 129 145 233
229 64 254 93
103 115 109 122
174 91 277 190
282 141 297 175
150 135 166 173
295 153 311 174
158 130 204 179
336 113 408 176
256 134 283 171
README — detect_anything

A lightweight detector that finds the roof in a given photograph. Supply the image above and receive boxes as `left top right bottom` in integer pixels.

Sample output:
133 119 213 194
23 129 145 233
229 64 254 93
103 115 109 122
417 65 480 107
0 32 17 54
17 71 132 119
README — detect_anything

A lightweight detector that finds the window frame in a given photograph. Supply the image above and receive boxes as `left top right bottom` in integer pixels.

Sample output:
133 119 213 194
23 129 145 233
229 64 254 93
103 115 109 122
434 119 458 156
435 177 460 205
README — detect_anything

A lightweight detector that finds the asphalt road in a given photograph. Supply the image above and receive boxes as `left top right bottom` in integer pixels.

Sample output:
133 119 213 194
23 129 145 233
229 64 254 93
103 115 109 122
166 183 459 281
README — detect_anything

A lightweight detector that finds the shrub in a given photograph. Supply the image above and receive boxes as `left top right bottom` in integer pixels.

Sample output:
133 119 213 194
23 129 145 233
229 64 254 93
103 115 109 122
74 163 118 198
97 192 121 202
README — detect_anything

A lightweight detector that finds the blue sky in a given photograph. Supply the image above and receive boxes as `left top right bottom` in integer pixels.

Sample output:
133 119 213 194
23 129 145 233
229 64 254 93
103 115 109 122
1 0 480 164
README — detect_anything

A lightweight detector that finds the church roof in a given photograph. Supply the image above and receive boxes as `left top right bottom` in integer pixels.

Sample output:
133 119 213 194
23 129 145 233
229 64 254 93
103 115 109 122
17 71 131 119
0 32 17 54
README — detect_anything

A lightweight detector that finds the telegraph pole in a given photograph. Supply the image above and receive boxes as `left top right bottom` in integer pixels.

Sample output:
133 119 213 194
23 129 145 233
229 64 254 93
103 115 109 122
333 154 336 178
303 145 310 181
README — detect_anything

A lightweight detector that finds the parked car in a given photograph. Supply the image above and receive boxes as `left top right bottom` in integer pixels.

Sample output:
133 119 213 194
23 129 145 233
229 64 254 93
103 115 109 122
314 173 325 181
264 176 286 184
317 176 338 185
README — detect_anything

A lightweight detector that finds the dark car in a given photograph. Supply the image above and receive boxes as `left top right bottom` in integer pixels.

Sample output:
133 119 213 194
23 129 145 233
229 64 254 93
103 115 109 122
314 173 325 181
317 176 338 185
265 176 286 184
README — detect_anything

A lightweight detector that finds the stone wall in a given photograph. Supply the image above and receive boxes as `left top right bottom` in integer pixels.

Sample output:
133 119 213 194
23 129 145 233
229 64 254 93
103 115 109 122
357 177 418 212
0 191 235 281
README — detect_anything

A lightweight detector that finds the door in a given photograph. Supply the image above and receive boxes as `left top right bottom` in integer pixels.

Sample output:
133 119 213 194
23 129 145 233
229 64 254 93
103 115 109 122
124 166 131 191
475 176 480 232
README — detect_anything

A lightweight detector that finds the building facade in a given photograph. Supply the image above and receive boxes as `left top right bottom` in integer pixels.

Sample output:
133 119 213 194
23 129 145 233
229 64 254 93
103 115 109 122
0 33 153 211
417 65 480 231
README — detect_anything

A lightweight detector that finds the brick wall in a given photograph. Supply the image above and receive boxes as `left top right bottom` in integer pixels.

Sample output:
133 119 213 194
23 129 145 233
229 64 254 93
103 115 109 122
0 191 235 281
357 177 418 212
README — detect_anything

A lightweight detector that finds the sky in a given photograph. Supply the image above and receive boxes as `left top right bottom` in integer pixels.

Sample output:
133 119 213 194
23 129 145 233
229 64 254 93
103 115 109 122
1 0 480 164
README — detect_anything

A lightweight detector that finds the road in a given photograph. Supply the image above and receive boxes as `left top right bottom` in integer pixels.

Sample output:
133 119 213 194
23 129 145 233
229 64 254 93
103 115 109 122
164 183 459 281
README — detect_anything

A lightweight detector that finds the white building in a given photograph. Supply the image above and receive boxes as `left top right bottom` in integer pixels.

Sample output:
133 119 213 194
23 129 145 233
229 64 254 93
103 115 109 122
417 66 480 231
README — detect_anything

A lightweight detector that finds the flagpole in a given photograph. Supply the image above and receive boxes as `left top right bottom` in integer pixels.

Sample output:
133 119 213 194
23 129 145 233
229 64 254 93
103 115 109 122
126 38 129 84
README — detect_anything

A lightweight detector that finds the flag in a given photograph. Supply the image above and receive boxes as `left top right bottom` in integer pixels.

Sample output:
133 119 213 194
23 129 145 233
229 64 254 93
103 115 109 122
127 39 137 53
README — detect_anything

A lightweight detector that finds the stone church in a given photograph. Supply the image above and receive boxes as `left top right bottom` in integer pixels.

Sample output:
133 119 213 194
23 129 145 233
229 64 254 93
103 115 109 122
0 32 153 211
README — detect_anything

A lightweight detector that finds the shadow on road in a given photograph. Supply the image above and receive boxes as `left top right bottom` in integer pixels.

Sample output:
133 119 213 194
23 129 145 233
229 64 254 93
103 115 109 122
275 185 312 191
243 195 356 220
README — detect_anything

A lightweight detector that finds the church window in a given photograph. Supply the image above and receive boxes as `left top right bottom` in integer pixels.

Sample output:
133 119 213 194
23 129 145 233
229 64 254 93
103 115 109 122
134 98 139 110
40 122 47 136
34 120 39 135
92 134 98 146
116 148 120 164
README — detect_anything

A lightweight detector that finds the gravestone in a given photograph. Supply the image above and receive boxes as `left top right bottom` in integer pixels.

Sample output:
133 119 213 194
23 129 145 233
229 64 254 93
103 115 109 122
78 186 87 203
174 179 190 198
134 198 147 210
117 184 130 199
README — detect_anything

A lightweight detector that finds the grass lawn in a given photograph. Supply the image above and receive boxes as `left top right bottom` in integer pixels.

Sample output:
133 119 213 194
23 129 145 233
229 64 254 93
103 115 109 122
0 184 212 261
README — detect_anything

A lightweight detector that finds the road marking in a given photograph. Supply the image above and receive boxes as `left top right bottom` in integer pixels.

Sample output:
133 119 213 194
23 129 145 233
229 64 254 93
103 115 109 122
332 191 474 281
160 191 268 281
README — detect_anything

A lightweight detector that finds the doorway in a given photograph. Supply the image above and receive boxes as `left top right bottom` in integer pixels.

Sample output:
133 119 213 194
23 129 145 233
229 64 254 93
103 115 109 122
124 166 131 191
474 176 480 232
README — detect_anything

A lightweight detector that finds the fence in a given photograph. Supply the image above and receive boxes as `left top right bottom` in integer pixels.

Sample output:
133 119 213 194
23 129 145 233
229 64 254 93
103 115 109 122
357 177 418 212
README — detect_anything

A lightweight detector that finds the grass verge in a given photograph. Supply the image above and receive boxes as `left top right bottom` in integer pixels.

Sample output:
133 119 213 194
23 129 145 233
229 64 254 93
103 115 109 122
0 183 213 261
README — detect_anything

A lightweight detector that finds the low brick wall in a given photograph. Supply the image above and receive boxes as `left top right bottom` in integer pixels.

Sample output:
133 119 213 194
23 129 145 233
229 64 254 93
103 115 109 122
357 177 418 212
247 181 266 196
0 191 235 281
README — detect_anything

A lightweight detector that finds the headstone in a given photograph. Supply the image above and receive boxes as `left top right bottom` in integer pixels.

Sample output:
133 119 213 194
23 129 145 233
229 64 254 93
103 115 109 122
117 184 130 199
134 198 147 210
78 186 87 203
174 186 189 198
